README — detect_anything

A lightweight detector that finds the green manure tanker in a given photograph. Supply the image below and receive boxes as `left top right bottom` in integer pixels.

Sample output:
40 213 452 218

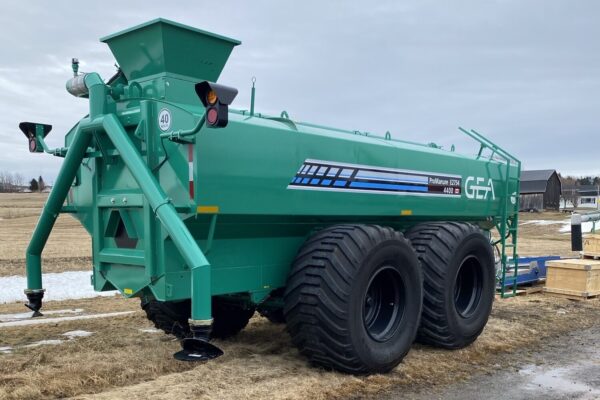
21 18 520 374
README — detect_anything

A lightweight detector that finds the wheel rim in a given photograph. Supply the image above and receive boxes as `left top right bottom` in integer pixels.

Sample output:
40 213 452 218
454 255 483 318
362 266 405 342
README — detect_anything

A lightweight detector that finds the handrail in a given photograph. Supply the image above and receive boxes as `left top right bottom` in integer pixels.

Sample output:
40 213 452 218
470 129 520 162
459 127 520 165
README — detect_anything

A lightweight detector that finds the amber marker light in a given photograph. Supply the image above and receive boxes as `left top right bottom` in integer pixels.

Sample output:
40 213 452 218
206 90 218 105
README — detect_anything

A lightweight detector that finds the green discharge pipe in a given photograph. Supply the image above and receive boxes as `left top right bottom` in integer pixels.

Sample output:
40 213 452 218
25 124 93 291
101 114 212 323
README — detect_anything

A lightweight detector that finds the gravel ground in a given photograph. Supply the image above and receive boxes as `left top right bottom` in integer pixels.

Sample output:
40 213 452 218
386 324 600 400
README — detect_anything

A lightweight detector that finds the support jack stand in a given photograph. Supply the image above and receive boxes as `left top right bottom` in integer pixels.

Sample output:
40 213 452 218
174 323 223 361
25 290 45 318
174 338 223 362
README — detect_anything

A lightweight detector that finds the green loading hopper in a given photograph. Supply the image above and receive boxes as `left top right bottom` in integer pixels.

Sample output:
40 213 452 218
100 18 241 82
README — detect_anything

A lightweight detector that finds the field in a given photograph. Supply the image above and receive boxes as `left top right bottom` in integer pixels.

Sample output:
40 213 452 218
0 193 598 400
0 193 91 277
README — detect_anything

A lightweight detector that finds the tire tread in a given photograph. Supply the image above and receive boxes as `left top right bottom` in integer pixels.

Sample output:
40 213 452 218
284 224 417 373
406 222 491 348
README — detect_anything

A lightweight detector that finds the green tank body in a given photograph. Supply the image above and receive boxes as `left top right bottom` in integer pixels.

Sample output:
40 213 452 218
22 18 521 372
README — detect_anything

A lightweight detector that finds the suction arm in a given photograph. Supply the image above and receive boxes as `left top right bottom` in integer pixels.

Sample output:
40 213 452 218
25 122 94 315
24 71 108 315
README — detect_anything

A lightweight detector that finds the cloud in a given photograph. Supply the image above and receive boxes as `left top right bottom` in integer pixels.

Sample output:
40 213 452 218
0 0 599 182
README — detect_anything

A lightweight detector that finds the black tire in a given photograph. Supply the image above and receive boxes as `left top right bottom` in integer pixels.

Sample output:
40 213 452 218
257 289 286 323
211 299 255 339
258 308 286 324
284 224 423 374
141 299 191 340
141 297 255 340
406 222 495 349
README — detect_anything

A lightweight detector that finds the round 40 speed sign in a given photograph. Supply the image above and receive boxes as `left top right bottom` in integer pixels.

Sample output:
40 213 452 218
158 108 172 131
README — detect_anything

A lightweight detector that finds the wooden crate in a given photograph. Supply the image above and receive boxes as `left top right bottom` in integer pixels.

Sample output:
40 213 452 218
583 234 600 258
544 259 600 299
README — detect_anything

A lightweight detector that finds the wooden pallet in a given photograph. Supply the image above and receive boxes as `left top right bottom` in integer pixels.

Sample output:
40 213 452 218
543 287 600 301
496 283 544 298
582 252 600 260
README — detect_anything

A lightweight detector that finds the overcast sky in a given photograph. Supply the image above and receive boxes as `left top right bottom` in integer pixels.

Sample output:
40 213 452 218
1 0 599 183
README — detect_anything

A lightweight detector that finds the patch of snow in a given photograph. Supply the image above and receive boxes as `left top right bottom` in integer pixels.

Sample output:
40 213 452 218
24 339 64 348
139 328 162 334
521 219 567 226
0 311 134 328
0 329 97 355
0 271 117 304
62 330 93 339
559 221 599 233
0 308 85 322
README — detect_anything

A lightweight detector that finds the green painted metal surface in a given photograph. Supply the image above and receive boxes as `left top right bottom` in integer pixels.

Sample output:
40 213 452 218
25 19 520 319
100 18 240 83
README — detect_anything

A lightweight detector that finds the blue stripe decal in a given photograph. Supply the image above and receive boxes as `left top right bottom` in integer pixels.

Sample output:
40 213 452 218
288 159 462 196
355 173 428 184
349 181 428 192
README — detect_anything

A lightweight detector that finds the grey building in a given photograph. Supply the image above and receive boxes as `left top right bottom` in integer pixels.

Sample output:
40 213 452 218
519 170 561 211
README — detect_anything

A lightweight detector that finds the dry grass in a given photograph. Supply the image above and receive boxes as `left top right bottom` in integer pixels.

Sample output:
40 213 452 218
0 193 91 277
1 193 598 399
0 303 193 400
517 211 578 257
1 295 597 400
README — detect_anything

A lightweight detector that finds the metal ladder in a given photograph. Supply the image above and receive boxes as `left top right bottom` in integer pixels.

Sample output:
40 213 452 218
459 128 521 298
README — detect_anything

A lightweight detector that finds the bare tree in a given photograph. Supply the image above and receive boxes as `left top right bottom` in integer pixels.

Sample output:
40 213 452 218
13 173 24 190
563 188 580 209
0 171 14 193
560 175 580 209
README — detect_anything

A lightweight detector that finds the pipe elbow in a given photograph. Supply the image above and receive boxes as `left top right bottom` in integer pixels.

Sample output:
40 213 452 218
84 72 104 89
66 73 104 98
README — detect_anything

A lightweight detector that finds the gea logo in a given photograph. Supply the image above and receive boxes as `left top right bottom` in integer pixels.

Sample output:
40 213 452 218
465 176 495 200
